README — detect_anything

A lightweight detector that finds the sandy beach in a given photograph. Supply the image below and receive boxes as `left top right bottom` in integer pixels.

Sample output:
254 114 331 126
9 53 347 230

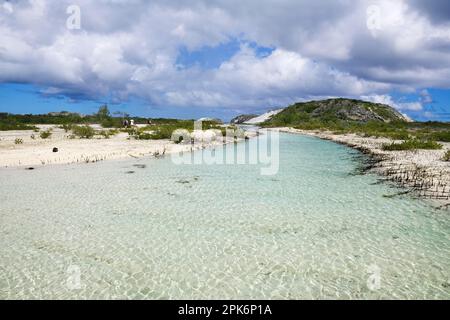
0 125 254 168
277 127 450 207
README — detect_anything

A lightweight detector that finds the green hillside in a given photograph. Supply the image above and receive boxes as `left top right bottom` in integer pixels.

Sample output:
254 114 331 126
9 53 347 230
261 98 450 143
263 98 408 127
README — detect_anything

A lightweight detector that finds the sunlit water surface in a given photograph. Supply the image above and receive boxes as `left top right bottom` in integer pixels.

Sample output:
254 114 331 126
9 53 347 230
0 133 449 299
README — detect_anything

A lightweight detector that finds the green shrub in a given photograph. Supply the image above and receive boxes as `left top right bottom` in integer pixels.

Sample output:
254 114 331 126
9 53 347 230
442 150 450 161
149 127 189 140
135 132 154 140
39 130 52 139
123 128 138 136
100 117 123 128
99 129 119 139
0 122 37 131
382 139 442 151
60 124 73 132
430 131 450 142
148 127 173 140
386 131 410 140
14 138 23 144
134 122 193 140
72 125 95 139
99 130 110 139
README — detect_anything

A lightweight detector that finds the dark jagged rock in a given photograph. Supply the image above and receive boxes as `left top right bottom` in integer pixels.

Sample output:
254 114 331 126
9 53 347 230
52 147 59 153
230 114 258 124
198 117 223 124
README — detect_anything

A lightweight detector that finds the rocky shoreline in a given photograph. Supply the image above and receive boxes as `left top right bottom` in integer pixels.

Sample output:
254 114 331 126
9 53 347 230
277 127 450 208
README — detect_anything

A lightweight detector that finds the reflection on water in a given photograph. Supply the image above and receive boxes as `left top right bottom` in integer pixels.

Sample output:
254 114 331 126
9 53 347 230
0 133 449 299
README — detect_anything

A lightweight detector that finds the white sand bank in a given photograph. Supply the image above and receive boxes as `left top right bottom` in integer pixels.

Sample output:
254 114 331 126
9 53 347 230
0 125 254 168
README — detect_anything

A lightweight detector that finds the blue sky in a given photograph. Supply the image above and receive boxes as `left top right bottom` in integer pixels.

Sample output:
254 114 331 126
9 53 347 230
0 0 449 121
2 82 449 122
0 39 278 120
390 89 450 122
0 83 236 119
176 39 274 70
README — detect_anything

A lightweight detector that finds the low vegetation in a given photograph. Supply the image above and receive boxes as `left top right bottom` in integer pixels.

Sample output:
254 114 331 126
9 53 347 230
1 105 231 142
254 98 450 155
442 150 450 162
0 122 37 131
0 106 149 129
60 124 73 132
14 138 23 145
382 139 443 151
130 120 226 141
262 99 408 127
260 99 450 150
39 130 52 139
428 131 450 143
99 129 119 139
71 125 95 139
281 119 450 142
273 109 447 152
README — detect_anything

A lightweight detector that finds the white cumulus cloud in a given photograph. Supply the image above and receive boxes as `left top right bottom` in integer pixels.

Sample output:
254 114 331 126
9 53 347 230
0 0 449 117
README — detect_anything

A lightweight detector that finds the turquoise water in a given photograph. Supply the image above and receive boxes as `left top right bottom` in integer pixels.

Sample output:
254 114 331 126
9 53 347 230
0 133 449 299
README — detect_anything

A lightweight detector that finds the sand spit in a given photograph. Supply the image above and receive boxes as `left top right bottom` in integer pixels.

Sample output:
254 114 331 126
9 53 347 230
0 125 256 168
277 127 450 207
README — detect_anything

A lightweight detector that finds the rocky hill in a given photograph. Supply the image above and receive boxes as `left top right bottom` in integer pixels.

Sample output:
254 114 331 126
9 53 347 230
262 98 409 127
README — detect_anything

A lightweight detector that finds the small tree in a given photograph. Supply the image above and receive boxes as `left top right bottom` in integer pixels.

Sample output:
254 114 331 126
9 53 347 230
97 105 111 120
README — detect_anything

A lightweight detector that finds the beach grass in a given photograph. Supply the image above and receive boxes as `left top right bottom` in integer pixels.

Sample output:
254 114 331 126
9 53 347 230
382 139 443 151
0 122 37 131
98 129 119 139
71 125 95 139
39 130 52 139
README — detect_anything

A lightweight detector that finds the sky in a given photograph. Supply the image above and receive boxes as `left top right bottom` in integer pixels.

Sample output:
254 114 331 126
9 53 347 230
0 0 449 121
